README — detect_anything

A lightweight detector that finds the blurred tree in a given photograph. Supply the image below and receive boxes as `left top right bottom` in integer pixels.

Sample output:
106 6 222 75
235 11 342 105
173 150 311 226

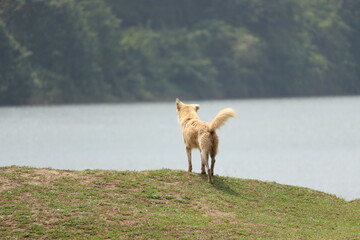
0 19 31 105
1 0 360 105
341 0 360 94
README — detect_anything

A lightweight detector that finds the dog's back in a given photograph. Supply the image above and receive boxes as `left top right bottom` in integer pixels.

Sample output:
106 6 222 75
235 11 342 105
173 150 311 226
181 118 218 155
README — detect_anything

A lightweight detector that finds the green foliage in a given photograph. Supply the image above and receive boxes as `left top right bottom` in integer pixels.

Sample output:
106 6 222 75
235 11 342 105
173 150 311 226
1 0 360 105
0 19 31 104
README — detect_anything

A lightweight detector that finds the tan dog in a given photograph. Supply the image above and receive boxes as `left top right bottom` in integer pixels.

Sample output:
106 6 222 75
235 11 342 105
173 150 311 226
176 98 236 183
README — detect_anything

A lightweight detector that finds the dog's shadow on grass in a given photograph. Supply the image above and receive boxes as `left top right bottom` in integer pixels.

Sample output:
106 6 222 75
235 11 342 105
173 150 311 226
200 174 259 203
200 174 241 198
213 176 242 198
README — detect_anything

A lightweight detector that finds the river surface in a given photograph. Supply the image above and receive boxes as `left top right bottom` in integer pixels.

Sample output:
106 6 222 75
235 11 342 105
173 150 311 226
1 96 359 200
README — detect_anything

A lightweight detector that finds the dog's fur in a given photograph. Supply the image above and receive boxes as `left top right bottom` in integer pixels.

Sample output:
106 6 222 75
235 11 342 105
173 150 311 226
176 98 235 183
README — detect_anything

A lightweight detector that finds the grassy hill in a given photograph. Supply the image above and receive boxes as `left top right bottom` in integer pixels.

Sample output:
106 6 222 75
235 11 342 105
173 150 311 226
0 166 359 239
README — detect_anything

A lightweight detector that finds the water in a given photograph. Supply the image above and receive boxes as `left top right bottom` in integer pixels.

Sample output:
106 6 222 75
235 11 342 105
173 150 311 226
1 97 359 200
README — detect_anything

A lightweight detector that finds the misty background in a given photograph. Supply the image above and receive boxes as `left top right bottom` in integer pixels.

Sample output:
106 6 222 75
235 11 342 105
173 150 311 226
1 0 360 105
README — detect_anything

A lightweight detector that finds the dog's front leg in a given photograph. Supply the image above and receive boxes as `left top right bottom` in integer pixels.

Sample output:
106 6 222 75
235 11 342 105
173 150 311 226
201 164 206 174
186 147 192 172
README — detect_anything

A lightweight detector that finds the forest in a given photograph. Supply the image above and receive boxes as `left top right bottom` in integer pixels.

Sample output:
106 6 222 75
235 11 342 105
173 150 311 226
1 0 360 105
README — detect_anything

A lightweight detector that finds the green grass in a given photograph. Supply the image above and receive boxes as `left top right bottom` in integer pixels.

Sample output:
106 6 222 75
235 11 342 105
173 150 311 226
1 166 359 239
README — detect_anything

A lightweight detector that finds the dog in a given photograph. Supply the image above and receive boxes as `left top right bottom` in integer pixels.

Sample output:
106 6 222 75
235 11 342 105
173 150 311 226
176 98 236 183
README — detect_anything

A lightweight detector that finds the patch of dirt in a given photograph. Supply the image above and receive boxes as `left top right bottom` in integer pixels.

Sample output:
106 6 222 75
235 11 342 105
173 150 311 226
29 169 81 185
0 175 20 193
0 167 83 193
191 197 237 223
200 203 236 220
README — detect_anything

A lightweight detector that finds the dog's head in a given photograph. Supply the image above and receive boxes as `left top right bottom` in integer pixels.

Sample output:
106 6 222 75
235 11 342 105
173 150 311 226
176 98 200 123
176 98 199 112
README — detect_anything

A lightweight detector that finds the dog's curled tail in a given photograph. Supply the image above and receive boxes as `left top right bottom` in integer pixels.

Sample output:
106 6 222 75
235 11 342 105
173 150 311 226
209 108 236 132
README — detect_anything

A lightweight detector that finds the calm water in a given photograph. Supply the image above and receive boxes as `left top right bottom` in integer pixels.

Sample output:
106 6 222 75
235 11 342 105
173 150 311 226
1 97 359 200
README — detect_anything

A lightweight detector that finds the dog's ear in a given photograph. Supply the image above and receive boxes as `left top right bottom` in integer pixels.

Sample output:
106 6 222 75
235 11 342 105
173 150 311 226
176 98 182 111
192 104 200 112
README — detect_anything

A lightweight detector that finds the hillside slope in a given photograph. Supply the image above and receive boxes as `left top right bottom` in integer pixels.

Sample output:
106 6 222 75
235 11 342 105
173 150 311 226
0 166 359 239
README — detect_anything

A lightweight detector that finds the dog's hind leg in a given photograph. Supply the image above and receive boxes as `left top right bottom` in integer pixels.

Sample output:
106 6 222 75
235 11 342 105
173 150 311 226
210 156 216 177
186 147 192 172
200 150 206 174
201 151 213 183
210 135 218 177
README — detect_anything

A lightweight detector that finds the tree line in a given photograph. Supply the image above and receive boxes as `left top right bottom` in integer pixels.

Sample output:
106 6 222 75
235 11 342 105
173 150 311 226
1 0 360 105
